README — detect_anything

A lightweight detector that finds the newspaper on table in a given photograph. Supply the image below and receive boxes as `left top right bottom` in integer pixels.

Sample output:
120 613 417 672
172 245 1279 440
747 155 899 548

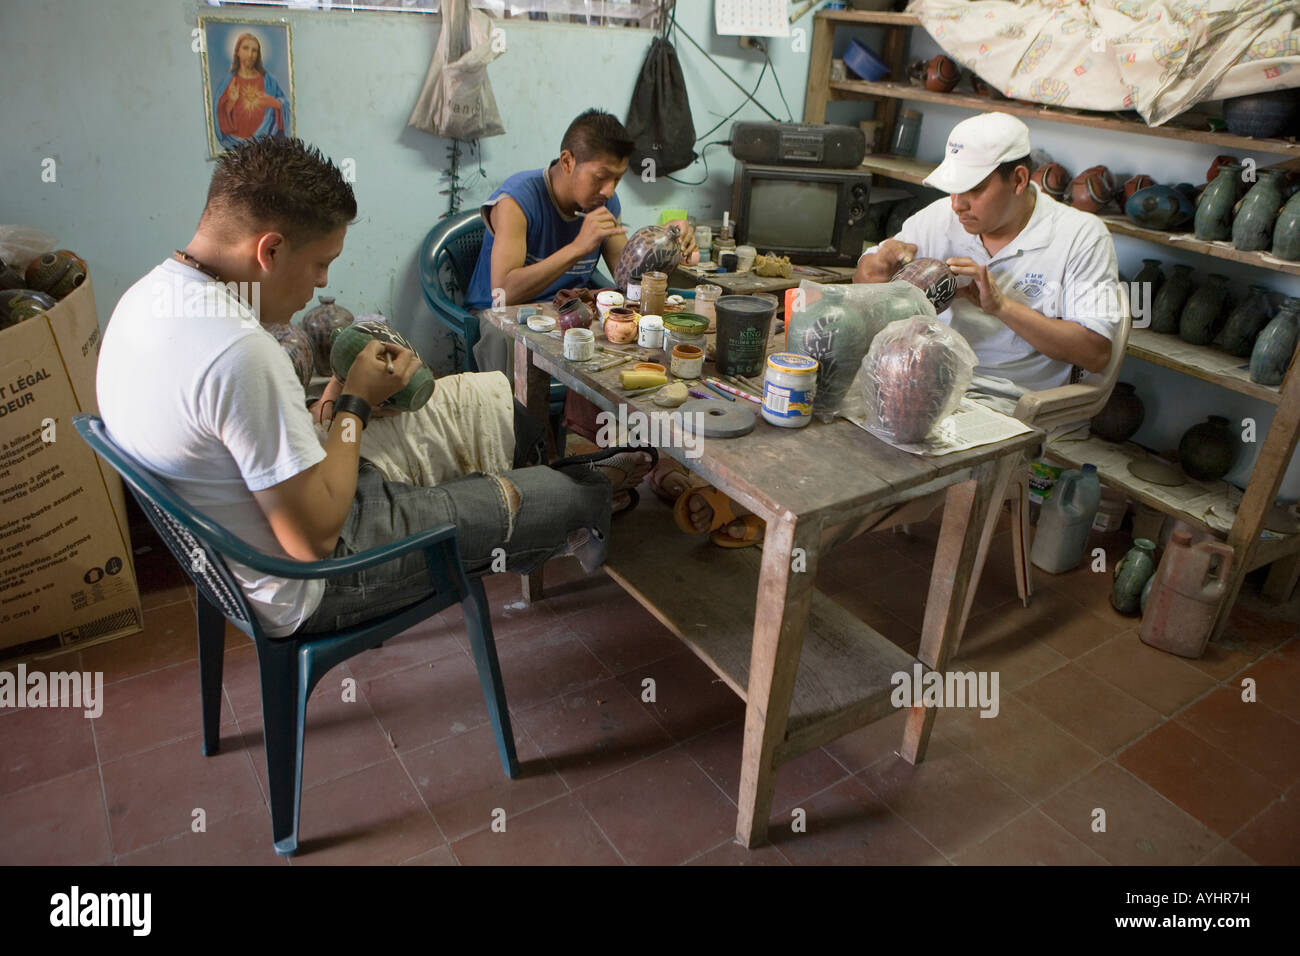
842 396 1035 457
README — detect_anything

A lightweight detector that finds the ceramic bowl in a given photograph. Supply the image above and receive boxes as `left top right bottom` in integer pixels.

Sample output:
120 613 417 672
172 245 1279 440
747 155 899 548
1125 184 1195 231
844 39 890 81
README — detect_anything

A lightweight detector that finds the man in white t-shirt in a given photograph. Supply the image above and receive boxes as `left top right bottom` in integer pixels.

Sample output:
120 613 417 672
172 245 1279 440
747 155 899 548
98 136 652 637
854 112 1122 413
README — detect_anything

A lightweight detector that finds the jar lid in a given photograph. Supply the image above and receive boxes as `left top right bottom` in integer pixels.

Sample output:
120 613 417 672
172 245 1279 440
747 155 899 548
663 314 709 334
638 315 664 329
768 352 819 374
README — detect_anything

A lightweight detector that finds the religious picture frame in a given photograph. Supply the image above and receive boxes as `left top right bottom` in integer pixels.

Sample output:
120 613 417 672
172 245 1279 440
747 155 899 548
199 17 295 158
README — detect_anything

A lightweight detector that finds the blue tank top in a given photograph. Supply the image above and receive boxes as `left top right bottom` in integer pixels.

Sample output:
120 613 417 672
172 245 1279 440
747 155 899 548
465 165 620 310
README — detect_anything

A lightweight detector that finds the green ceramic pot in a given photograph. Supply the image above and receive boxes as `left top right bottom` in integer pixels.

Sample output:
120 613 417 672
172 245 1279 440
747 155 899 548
1130 259 1163 320
1112 538 1157 615
1194 165 1244 241
1178 415 1240 481
1179 273 1230 346
1249 298 1300 387
1216 284 1274 358
1272 189 1300 261
1232 170 1286 252
330 320 436 412
1151 264 1194 334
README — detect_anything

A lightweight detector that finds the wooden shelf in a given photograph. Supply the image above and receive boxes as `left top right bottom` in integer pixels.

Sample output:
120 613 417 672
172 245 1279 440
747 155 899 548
860 153 934 185
1100 217 1300 278
819 9 920 27
603 497 916 748
829 79 1300 157
1125 328 1283 405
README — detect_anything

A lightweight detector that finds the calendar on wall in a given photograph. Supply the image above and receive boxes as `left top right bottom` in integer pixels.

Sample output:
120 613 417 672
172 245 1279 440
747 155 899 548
715 0 790 38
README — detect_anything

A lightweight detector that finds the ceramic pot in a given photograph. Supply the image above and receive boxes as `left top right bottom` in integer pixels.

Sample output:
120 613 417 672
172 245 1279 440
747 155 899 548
1206 155 1237 185
614 224 683 291
1272 189 1300 261
1232 169 1287 251
1031 162 1070 200
604 308 638 344
299 296 355 377
269 323 315 389
1216 284 1274 357
892 257 958 312
924 55 961 93
1178 415 1240 481
1194 164 1244 240
1069 165 1114 213
1122 174 1155 202
971 74 1000 98
1179 274 1231 346
0 289 58 330
0 258 24 291
1112 538 1158 615
1151 264 1194 334
1131 258 1164 303
1125 184 1194 231
24 249 87 299
329 320 435 411
1249 298 1300 387
1223 90 1300 139
1091 381 1145 443
557 297 594 333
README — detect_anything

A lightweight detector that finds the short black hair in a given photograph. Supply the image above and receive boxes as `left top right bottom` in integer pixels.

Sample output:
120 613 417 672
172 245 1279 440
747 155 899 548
202 136 357 245
560 109 635 164
995 154 1033 180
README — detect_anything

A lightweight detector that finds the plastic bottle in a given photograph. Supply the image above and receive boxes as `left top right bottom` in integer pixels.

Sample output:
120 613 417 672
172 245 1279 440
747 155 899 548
1030 464 1101 573
1139 530 1235 658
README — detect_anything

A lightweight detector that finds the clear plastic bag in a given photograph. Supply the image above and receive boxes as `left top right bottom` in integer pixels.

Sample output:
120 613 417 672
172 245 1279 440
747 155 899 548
860 315 977 445
785 280 935 423
0 225 56 274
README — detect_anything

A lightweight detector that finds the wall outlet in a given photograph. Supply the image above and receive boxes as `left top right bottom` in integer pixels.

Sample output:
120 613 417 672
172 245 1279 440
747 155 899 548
738 36 763 51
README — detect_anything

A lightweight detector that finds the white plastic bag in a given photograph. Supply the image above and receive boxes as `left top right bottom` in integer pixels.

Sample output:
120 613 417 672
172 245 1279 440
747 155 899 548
408 0 505 141
0 225 56 274
860 316 977 445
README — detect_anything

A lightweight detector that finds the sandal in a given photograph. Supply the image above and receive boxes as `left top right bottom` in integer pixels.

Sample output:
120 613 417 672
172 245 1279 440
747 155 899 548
648 456 702 505
672 484 740 535
552 444 659 492
612 487 640 519
711 514 765 549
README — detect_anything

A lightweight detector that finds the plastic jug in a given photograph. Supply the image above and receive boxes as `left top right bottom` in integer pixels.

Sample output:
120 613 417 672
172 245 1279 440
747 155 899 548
1030 464 1101 573
1140 529 1235 658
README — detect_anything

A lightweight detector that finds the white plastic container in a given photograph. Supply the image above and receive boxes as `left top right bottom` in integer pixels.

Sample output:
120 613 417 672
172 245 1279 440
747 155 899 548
1091 487 1127 533
1030 464 1102 573
563 327 595 361
761 353 818 428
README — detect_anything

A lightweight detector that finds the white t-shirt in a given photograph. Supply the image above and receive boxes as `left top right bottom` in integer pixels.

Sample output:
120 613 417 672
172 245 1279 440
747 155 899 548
97 259 327 637
867 184 1122 399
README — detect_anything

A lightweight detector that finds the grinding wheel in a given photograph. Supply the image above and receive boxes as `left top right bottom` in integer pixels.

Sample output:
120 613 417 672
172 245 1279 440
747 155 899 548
677 399 757 439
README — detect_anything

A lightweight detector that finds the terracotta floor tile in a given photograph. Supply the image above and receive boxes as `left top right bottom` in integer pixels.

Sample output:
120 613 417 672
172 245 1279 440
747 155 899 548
101 734 264 855
564 597 683 676
0 767 111 865
514 678 673 790
575 748 737 865
1028 586 1132 660
1229 788 1299 866
293 759 443 864
954 809 1108 866
402 722 566 843
1077 631 1216 716
451 794 622 865
361 654 493 754
881 521 943 570
822 710 911 774
766 776 945 865
820 531 917 584
1039 762 1220 865
951 606 1070 692
1176 686 1300 790
401 844 459 865
683 720 850 816
344 612 470 684
1240 651 1300 723
0 700 98 795
495 630 612 713
1184 638 1260 682
686 839 791 866
863 563 947 625
81 600 197 685
615 651 744 741
527 568 628 622
1016 663 1163 755
935 694 1102 803
1040 533 1132 615
444 590 568 651
1196 841 1256 866
116 805 287 866
1220 601 1300 651
1118 722 1279 838
859 738 1030 856
92 661 236 764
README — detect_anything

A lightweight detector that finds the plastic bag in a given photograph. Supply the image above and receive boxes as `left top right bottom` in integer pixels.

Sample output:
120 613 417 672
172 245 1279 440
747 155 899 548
860 316 977 445
785 280 935 423
408 0 505 141
0 225 56 274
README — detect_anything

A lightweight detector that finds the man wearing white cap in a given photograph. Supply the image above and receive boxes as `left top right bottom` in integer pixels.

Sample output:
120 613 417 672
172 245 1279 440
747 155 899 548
855 112 1121 412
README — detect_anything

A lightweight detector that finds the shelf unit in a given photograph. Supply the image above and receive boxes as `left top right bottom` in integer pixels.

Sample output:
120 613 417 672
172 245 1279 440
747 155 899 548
805 8 1300 632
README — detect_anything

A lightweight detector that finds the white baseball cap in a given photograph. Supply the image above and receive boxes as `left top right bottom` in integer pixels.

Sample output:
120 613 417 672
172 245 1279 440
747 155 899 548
922 113 1032 194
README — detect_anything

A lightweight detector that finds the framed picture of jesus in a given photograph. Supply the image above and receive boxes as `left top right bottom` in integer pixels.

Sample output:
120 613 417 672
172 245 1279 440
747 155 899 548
198 18 296 158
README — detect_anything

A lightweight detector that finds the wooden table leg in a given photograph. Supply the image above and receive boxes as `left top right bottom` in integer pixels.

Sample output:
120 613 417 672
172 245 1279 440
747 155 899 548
901 457 1013 765
513 337 552 603
736 514 820 847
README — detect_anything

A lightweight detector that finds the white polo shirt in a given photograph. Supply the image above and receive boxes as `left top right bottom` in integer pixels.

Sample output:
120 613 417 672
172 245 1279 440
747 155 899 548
867 184 1122 399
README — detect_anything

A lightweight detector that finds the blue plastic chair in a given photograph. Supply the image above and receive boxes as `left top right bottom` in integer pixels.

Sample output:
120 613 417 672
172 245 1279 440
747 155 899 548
74 414 519 856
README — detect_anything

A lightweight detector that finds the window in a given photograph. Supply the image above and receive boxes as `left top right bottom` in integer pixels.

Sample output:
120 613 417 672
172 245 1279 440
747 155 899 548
206 0 672 27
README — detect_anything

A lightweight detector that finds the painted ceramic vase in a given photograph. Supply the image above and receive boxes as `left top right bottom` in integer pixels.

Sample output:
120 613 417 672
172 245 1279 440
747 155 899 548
1125 184 1194 231
614 224 683 291
300 296 355 377
1122 174 1154 202
1194 164 1244 241
329 320 435 411
1178 415 1239 481
0 289 57 330
1206 155 1237 185
1031 162 1070 200
1112 538 1157 615
24 249 87 299
924 55 961 92
1091 381 1145 443
1179 273 1230 346
1216 284 1274 358
1272 189 1300 261
1232 169 1286 252
1069 166 1114 213
1249 297 1300 387
269 323 315 389
891 257 958 312
1151 264 1194 334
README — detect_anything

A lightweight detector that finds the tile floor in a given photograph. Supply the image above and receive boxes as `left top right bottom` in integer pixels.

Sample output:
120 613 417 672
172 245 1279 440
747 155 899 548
2 508 1296 866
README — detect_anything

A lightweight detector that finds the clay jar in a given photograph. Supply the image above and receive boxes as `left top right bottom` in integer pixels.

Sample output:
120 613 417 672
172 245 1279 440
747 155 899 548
1206 155 1237 185
1249 297 1300 387
1179 273 1231 346
24 249 87 299
1273 189 1300 260
300 295 354 377
1178 415 1240 481
1217 284 1274 357
892 257 958 312
924 55 960 92
1151 264 1194 334
1194 164 1245 241
1232 169 1287 251
557 297 594 333
1091 381 1145 443
1031 162 1070 200
604 307 638 344
1069 166 1114 213
1112 538 1158 615
1122 174 1155 202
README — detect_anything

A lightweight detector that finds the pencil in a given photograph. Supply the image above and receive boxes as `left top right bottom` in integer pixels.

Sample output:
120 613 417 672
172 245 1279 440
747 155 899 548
705 377 762 405
703 381 736 402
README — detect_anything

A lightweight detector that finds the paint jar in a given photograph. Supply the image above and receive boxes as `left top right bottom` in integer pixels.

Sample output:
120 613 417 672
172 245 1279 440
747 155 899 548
713 237 736 267
715 294 775 377
526 314 556 333
693 283 721 331
695 225 713 262
637 314 665 349
736 245 757 273
604 308 638 344
762 353 819 428
891 109 922 158
663 313 709 354
640 271 668 318
671 344 704 379
563 327 595 361
596 290 624 322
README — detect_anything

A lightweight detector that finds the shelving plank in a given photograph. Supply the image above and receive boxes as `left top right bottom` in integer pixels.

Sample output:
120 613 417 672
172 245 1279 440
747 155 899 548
819 10 921 27
1125 328 1282 405
1101 216 1300 277
860 153 934 185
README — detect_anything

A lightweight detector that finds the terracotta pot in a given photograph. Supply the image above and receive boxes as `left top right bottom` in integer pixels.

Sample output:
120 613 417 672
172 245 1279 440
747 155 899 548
1122 174 1155 202
1069 165 1114 213
1031 162 1070 200
604 308 638 344
1091 381 1145 443
892 257 958 312
924 55 961 93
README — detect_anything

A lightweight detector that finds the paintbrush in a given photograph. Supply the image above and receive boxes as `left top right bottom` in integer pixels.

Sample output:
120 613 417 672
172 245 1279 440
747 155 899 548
703 381 736 402
704 377 762 405
623 382 667 398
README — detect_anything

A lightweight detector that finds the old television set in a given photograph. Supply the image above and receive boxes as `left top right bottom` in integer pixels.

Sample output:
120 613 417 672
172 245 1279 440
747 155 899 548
730 161 872 266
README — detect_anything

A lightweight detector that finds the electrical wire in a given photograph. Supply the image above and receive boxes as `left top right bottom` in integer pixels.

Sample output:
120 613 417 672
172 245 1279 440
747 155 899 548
666 139 730 186
762 41 794 122
668 19 780 122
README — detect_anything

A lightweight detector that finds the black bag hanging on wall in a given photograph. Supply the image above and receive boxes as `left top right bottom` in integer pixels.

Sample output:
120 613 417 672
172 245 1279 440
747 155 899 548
625 36 697 176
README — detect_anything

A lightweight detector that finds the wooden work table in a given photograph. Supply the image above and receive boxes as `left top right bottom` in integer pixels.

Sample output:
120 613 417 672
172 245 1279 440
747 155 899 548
671 263 857 298
480 303 1043 847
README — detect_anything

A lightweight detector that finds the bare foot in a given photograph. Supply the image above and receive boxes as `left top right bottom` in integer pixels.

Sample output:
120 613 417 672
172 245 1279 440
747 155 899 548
686 494 749 538
593 450 655 494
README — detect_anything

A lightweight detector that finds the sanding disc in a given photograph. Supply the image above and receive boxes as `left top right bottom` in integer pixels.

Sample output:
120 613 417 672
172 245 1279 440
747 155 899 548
677 399 757 439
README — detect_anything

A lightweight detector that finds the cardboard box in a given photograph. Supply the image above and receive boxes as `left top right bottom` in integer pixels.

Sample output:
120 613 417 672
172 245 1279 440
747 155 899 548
0 273 144 661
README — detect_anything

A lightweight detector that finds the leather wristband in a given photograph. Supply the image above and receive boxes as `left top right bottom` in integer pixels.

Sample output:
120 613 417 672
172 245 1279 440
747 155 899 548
332 393 371 430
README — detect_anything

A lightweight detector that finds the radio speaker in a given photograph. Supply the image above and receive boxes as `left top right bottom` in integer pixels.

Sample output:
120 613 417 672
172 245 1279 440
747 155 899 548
730 122 867 168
